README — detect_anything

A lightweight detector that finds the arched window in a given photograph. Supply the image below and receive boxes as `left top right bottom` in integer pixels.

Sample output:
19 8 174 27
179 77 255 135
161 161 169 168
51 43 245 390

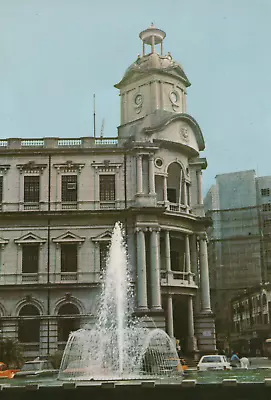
57 303 80 342
167 162 190 208
18 304 40 343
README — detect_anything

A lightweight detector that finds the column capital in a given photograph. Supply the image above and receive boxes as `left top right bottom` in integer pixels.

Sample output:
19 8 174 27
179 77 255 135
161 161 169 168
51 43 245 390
149 226 160 232
197 232 208 242
135 226 148 233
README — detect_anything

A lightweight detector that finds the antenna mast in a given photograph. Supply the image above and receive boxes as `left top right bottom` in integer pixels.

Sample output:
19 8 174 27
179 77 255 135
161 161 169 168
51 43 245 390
93 94 96 138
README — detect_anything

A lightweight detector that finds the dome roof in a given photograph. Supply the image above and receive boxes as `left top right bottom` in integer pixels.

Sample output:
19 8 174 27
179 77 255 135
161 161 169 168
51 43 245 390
115 52 191 89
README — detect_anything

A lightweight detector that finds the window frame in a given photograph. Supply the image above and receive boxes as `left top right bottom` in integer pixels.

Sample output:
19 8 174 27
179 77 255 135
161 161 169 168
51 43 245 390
61 243 78 273
61 174 78 202
24 175 40 203
22 244 40 274
99 174 116 202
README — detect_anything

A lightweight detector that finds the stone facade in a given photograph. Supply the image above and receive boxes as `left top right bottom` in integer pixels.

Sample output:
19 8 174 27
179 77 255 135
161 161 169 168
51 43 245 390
0 25 215 358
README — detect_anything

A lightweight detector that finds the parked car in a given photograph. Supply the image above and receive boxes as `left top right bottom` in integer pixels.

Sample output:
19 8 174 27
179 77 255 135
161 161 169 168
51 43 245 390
0 362 20 379
197 355 232 371
13 360 58 379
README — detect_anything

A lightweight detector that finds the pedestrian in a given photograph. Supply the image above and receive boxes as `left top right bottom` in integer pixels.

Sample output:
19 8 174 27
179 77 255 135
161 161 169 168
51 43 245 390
230 352 240 368
240 356 250 369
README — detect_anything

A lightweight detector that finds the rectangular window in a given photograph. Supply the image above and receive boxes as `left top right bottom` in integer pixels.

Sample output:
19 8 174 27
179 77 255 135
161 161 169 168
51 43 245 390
61 244 77 272
170 250 180 271
99 242 109 271
99 175 115 201
22 244 39 273
261 188 270 197
24 176 40 203
263 203 271 212
62 175 77 202
0 176 3 203
263 219 271 228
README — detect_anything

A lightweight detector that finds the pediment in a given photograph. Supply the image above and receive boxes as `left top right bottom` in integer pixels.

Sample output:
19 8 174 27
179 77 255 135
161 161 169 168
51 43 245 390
52 231 85 244
0 237 9 247
14 232 46 244
91 230 112 242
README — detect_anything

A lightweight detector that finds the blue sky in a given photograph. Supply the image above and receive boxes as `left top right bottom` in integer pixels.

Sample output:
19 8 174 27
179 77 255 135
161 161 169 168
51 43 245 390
0 0 270 193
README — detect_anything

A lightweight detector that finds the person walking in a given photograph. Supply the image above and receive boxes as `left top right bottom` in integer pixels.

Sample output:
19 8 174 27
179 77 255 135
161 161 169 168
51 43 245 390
240 356 250 369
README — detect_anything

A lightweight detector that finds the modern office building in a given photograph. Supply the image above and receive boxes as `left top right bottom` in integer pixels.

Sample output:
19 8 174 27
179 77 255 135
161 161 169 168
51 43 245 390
205 170 271 349
0 25 215 358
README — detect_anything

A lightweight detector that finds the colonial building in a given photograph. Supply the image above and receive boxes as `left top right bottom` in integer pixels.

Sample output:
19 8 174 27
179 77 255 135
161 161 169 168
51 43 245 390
230 283 271 356
0 24 215 358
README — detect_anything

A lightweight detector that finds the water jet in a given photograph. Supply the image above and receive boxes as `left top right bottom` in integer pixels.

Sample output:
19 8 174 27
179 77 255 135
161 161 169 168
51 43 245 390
58 222 181 381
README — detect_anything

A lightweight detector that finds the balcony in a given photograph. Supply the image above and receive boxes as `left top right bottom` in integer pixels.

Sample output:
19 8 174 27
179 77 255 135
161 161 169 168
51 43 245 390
160 270 196 287
157 201 191 215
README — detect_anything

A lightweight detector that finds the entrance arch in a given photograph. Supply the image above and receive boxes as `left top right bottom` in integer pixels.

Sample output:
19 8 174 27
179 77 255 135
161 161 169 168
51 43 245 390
57 303 80 342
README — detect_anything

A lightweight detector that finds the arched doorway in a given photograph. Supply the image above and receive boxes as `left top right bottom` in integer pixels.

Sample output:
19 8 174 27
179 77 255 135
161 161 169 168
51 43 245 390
57 303 80 345
18 304 40 344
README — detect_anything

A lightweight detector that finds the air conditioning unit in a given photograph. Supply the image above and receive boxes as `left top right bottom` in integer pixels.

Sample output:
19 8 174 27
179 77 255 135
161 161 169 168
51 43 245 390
67 183 77 190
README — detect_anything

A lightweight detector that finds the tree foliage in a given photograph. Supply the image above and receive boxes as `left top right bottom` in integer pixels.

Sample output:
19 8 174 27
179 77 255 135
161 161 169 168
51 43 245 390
0 339 24 368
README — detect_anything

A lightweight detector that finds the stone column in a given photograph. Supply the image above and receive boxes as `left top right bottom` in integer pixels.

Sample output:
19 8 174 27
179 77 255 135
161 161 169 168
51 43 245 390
187 295 196 352
137 155 143 194
183 180 188 211
167 294 174 338
149 154 155 194
150 228 162 310
185 234 192 283
196 170 203 205
163 175 168 203
179 169 183 206
190 234 197 276
136 228 148 310
199 234 212 313
165 230 171 273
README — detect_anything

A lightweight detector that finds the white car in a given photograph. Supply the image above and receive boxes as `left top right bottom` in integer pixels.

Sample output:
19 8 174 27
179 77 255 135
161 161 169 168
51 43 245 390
197 355 232 371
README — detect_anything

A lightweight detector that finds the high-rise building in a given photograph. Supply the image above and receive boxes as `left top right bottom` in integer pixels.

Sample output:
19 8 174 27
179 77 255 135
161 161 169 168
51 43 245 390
0 25 215 358
205 170 271 349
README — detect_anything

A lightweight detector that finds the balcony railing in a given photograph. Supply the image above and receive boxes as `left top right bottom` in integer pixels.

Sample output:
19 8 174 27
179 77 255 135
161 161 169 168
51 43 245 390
0 137 120 150
61 272 77 282
22 273 39 283
0 200 127 212
0 271 101 285
157 201 191 214
160 270 196 286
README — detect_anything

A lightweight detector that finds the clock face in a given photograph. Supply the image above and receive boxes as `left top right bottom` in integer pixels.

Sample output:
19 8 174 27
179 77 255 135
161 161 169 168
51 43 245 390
170 90 179 104
134 93 143 106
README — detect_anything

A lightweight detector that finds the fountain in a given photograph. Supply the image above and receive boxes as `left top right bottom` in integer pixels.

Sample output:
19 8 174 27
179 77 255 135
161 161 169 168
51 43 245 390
58 222 182 381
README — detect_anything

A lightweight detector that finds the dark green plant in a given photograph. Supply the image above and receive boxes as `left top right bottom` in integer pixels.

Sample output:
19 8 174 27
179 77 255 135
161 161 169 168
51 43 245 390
0 339 24 368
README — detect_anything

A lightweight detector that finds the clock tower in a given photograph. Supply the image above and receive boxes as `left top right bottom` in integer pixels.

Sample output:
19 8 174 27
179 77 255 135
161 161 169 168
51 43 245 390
115 24 191 135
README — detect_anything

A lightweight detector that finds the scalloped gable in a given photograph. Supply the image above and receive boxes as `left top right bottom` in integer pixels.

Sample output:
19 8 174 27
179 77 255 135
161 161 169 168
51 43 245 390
52 231 86 243
142 113 205 152
91 230 112 242
14 232 46 244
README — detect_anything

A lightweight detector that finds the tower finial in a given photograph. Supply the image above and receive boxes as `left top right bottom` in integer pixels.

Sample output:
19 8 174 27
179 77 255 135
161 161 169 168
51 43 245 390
139 25 166 56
